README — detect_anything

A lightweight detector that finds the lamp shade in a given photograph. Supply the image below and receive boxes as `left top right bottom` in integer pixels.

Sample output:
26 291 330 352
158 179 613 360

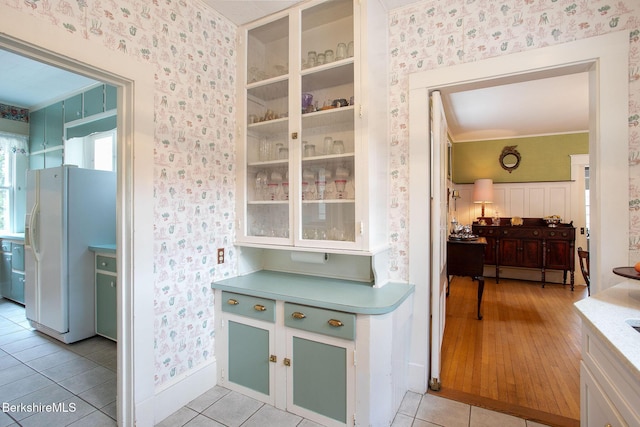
473 179 494 204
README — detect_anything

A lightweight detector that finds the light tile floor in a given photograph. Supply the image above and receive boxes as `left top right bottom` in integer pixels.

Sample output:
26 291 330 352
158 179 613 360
1 299 549 426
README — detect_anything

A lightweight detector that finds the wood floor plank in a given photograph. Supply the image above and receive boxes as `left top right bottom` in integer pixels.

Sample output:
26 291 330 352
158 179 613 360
435 276 586 427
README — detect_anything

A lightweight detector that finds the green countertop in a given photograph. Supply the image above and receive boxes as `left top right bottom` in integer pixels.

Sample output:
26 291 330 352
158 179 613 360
89 244 116 254
0 233 25 242
212 270 414 315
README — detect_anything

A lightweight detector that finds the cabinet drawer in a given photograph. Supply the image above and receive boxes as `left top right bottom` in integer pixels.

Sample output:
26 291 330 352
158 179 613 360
285 303 355 341
96 255 117 273
221 291 275 323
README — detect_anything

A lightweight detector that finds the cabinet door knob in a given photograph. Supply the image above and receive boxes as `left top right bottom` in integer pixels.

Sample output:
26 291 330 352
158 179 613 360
283 358 291 366
101 262 107 266
269 355 277 363
291 311 306 319
110 281 115 288
227 299 239 305
328 319 344 327
254 304 266 312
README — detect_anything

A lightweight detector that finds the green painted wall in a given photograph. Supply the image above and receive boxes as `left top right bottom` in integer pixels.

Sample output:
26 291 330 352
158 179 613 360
452 132 588 184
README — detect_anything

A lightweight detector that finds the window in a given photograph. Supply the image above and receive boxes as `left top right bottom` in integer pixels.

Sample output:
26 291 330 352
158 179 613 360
65 128 116 172
0 132 28 233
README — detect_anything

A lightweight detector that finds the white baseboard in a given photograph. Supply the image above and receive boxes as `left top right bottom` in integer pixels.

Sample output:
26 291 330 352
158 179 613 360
144 360 218 426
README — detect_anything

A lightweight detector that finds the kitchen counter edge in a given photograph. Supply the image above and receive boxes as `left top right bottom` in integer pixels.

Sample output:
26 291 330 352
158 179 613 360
574 280 640 382
89 244 116 254
212 270 414 315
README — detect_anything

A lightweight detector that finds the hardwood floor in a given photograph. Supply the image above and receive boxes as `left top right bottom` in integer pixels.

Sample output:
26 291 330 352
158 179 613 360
434 276 588 427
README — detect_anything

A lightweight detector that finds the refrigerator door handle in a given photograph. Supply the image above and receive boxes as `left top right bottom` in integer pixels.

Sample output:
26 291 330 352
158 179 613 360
28 201 40 262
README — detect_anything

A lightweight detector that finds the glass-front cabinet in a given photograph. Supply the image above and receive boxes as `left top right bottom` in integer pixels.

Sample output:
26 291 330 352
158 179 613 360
237 0 388 253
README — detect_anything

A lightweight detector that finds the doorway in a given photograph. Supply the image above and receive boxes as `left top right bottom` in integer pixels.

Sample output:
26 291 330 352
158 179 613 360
408 31 629 400
0 22 155 425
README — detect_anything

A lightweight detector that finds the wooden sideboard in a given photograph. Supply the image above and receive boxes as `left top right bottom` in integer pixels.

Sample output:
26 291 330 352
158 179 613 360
472 218 576 289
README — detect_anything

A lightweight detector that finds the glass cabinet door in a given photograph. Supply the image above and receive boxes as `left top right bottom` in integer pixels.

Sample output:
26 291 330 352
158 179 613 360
298 0 355 246
244 16 291 241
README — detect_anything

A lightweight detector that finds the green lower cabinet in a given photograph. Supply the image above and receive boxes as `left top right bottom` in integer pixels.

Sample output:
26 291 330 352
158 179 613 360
228 320 271 396
96 273 117 340
290 336 347 424
0 252 11 298
10 272 25 304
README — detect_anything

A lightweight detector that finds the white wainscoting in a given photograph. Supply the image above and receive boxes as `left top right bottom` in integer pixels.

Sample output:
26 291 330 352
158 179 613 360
451 181 573 227
450 181 585 284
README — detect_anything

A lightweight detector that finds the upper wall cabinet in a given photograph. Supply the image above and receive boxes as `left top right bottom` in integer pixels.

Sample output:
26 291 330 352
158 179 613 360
236 0 389 254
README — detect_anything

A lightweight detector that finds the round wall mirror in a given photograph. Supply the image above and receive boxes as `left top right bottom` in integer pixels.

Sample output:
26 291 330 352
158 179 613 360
499 145 521 173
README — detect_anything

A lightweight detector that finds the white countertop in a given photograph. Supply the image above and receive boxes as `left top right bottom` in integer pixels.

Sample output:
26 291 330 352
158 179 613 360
574 280 640 382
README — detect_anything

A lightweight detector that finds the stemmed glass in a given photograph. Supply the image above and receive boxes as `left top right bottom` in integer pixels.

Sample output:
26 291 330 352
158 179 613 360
334 165 350 199
255 170 268 200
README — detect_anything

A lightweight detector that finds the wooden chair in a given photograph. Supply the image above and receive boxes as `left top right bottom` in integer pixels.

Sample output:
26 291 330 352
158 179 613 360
577 246 590 296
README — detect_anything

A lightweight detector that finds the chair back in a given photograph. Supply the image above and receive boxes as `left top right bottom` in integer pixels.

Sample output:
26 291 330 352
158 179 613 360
577 246 590 296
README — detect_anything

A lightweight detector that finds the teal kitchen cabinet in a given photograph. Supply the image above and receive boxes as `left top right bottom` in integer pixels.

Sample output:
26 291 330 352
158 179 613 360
221 292 276 403
95 253 117 341
29 102 64 169
7 243 25 304
83 85 105 117
45 102 64 148
64 93 83 123
105 84 117 111
218 292 355 426
0 241 11 299
29 108 45 152
284 303 354 425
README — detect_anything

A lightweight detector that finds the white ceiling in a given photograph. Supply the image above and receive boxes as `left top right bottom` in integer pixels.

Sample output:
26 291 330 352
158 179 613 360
0 1 589 141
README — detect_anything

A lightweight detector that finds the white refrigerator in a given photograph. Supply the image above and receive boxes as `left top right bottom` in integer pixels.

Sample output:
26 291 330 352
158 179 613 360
25 165 116 344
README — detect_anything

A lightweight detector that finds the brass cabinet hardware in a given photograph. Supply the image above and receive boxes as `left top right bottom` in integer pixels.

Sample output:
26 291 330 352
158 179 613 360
227 299 239 305
254 304 266 311
284 358 291 366
291 312 306 319
328 319 344 327
269 355 277 363
291 132 298 139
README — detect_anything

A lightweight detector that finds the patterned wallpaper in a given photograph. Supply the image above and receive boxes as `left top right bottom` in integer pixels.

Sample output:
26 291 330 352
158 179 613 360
4 0 640 391
0 103 29 122
386 0 640 281
1 0 237 386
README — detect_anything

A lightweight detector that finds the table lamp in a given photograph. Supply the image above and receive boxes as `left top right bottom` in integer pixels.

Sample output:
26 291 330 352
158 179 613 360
473 178 493 217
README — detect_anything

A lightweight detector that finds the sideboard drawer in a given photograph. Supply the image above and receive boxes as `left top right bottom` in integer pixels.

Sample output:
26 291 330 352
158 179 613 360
285 303 355 341
221 291 276 323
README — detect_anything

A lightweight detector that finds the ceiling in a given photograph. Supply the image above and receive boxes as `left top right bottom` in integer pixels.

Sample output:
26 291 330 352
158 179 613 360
0 1 589 141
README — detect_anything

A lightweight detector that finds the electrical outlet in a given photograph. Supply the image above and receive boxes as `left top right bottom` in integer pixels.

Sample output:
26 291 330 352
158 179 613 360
217 248 225 264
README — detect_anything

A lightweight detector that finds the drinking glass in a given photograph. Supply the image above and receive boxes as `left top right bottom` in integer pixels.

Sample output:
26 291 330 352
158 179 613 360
278 147 289 160
336 43 347 60
347 41 354 57
324 49 334 63
307 51 317 67
304 144 316 158
323 136 333 155
332 140 345 154
317 53 325 65
335 179 347 199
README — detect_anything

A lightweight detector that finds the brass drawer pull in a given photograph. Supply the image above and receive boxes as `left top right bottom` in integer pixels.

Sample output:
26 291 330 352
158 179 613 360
254 304 266 312
284 358 291 366
291 311 306 319
328 319 344 327
269 355 277 363
227 299 239 305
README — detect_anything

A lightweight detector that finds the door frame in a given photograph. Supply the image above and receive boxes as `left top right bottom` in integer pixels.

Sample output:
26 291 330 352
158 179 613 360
408 32 629 392
0 8 155 426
